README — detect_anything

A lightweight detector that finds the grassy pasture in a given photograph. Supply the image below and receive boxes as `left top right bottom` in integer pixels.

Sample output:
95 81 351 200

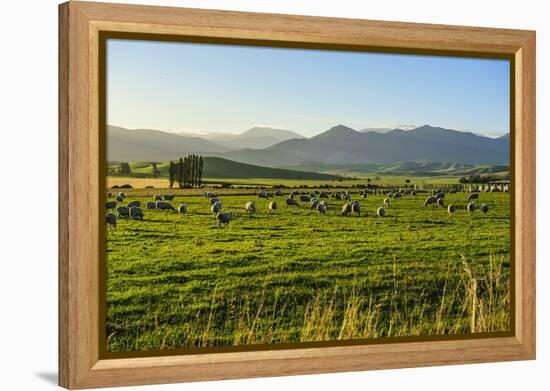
106 189 511 352
107 174 466 189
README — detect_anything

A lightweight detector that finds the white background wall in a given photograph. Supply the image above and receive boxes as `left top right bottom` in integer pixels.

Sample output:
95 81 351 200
0 0 547 389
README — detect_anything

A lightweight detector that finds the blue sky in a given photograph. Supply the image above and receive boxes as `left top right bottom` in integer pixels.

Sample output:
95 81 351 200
107 39 510 138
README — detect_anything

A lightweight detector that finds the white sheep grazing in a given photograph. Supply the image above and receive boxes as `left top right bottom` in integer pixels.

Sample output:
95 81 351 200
377 207 385 218
447 204 457 215
351 201 360 216
178 203 187 215
211 201 222 215
481 203 489 213
316 202 327 214
245 201 256 214
384 197 390 208
269 201 277 212
437 197 445 208
285 198 299 207
424 196 438 207
341 202 352 216
106 212 117 229
216 212 233 227
310 198 319 210
467 202 477 214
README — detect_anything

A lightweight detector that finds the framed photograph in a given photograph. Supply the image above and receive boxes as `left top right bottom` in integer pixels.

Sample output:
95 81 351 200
59 1 536 389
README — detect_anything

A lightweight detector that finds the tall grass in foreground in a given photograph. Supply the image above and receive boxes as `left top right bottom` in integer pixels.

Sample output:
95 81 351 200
107 253 509 350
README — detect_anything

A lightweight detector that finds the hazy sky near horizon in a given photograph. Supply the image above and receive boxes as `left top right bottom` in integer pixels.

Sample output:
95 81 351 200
107 39 510 138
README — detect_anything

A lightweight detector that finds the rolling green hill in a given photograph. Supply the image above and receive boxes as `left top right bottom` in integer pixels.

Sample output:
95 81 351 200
279 161 509 177
107 157 340 180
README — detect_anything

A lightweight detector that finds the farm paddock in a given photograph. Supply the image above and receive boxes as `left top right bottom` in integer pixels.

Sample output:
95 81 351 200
105 188 510 352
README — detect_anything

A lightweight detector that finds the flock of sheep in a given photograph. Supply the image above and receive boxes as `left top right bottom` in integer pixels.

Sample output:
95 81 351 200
105 187 491 229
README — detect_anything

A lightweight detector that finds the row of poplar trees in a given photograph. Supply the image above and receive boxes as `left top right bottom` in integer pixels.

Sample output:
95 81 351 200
168 155 204 188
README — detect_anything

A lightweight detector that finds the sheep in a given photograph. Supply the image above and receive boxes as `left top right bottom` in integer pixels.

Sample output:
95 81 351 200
384 197 391 208
290 191 299 198
257 191 268 199
216 211 233 227
351 201 361 216
211 201 222 215
245 201 256 214
127 200 140 208
156 201 176 211
178 203 187 215
204 191 216 198
437 198 445 208
275 190 283 197
154 194 163 201
319 192 328 199
333 193 341 200
468 193 479 202
299 195 311 202
411 190 417 196
209 197 220 205
467 202 477 214
129 206 143 220
447 204 457 215
116 195 124 203
117 192 126 198
163 194 175 201
481 203 489 213
106 192 113 198
286 198 299 207
393 191 402 199
377 207 385 218
424 196 438 207
116 206 130 218
106 212 117 229
436 192 445 199
269 201 277 212
316 202 327 214
341 202 352 217
343 193 351 201
266 192 274 198
310 198 319 210
146 201 156 210
106 201 117 209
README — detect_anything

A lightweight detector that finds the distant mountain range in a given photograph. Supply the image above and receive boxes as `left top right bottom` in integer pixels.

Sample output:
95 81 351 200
107 125 231 162
221 125 509 166
108 124 509 166
179 126 304 150
108 125 303 161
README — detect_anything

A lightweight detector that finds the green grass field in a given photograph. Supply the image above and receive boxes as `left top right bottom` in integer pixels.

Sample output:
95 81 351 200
107 174 468 190
105 189 510 352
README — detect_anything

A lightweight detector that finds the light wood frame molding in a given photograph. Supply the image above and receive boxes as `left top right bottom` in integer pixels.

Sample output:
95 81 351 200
59 1 536 389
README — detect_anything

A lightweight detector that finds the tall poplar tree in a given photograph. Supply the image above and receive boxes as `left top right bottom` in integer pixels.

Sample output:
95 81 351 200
198 156 204 187
168 161 176 188
177 157 184 188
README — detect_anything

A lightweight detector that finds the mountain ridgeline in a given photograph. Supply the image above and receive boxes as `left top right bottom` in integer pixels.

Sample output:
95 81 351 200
108 124 509 167
222 125 510 166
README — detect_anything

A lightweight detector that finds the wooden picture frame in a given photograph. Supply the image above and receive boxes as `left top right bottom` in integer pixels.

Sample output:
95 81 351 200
59 1 536 389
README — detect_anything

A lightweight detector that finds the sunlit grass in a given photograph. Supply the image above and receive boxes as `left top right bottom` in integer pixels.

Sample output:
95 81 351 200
105 191 510 352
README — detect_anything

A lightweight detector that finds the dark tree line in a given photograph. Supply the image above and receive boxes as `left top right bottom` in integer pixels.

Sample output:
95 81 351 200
168 154 204 188
119 162 132 175
151 162 160 178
